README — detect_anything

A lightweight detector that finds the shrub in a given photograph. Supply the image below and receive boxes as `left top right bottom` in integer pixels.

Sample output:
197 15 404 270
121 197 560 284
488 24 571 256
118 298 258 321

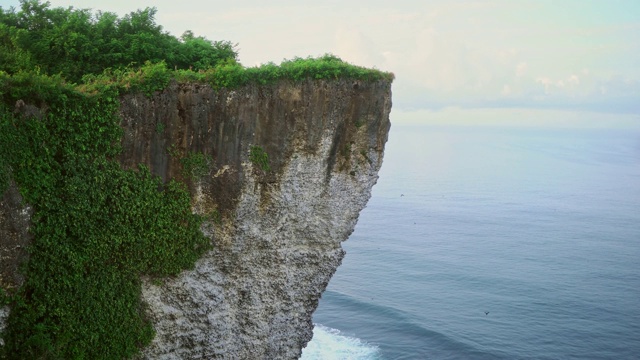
180 152 212 180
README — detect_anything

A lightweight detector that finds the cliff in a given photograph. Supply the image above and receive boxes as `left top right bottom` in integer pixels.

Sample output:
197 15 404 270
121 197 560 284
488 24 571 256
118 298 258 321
0 78 392 358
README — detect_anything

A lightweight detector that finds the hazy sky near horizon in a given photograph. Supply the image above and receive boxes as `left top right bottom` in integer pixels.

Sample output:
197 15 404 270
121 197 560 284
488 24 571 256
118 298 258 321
2 0 639 123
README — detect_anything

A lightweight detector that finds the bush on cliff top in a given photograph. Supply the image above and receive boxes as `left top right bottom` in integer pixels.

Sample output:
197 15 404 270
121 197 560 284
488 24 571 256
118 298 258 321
0 0 237 83
1 0 391 94
79 54 393 96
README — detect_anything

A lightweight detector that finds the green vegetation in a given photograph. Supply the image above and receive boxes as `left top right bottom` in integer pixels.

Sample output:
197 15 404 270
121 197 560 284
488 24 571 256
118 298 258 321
343 143 353 157
77 54 392 96
0 0 391 95
0 77 208 359
167 144 181 158
172 54 394 88
249 146 271 172
155 121 165 134
0 1 392 94
180 152 212 180
360 149 371 164
206 209 223 225
0 289 8 307
0 0 237 83
0 1 392 358
0 157 9 195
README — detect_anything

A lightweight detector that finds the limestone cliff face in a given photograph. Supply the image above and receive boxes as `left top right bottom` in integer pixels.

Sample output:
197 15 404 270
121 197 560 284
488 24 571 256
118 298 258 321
122 78 391 359
0 78 392 358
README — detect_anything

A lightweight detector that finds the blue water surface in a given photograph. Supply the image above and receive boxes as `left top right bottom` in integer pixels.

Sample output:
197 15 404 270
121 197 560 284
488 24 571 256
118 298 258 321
302 122 640 360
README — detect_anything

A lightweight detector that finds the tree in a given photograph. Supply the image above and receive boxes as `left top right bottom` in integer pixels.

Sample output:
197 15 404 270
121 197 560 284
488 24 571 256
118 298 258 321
0 0 238 83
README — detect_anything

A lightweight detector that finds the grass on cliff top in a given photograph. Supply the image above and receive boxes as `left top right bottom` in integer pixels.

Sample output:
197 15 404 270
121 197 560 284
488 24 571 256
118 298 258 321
78 54 394 96
0 55 393 106
191 53 395 87
1 56 392 110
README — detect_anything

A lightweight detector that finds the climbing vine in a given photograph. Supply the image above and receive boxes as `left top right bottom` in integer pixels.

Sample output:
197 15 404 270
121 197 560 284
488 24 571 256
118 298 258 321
0 75 209 359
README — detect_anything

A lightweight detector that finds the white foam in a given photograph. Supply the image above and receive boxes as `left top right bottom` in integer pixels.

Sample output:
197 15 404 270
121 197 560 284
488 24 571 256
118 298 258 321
301 324 381 360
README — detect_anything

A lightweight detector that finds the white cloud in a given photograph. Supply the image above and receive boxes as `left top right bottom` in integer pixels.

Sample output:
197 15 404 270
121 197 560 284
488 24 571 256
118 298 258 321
568 75 580 85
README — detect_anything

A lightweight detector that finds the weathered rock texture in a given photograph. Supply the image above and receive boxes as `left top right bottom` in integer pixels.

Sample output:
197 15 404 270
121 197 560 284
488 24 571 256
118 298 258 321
122 78 392 359
0 181 33 293
0 181 33 348
0 78 392 359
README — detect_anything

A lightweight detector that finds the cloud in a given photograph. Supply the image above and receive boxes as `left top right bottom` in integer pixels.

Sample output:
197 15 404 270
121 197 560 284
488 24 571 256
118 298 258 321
516 62 528 78
568 75 580 85
535 77 553 94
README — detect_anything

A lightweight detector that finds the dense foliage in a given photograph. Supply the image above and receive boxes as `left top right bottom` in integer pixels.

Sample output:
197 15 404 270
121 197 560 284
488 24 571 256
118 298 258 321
75 56 394 100
0 1 392 92
0 1 392 358
188 53 394 87
0 76 209 359
0 0 238 83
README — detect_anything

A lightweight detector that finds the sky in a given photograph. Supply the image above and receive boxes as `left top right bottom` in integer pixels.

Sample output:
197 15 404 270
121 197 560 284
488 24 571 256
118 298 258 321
2 0 639 127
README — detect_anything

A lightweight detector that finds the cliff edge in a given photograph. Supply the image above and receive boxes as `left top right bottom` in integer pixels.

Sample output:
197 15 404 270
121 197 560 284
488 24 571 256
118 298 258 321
124 78 391 359
0 78 391 359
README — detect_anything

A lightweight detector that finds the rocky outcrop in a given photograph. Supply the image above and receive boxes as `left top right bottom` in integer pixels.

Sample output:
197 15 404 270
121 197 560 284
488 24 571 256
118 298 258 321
0 78 392 358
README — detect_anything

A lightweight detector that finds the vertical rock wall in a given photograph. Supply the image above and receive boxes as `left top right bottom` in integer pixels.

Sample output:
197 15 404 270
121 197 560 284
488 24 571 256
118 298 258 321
119 79 392 359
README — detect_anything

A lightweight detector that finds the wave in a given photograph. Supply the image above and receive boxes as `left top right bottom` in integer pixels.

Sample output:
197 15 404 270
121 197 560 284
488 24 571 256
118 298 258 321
301 324 381 360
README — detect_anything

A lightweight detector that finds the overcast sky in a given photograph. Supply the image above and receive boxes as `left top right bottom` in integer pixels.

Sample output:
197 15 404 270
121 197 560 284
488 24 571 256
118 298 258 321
2 0 639 126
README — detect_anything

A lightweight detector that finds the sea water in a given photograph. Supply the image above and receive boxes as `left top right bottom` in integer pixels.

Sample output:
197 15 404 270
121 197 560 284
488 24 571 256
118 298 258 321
301 121 640 359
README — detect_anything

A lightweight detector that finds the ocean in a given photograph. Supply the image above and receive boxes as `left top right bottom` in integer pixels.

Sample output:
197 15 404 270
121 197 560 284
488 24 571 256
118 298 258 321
301 121 640 359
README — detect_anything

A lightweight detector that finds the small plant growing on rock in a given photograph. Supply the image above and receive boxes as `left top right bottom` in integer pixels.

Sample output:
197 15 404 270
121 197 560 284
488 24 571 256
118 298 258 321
167 144 181 157
249 145 270 172
360 150 371 165
156 122 165 134
207 208 223 225
181 152 212 180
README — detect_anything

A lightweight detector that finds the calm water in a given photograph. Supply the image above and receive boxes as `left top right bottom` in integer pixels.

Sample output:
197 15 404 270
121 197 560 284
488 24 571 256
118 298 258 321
301 122 640 359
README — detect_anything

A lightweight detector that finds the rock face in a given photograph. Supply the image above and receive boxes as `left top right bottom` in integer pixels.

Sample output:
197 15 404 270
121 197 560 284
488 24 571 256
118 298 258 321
0 182 34 348
0 181 33 294
0 78 392 358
